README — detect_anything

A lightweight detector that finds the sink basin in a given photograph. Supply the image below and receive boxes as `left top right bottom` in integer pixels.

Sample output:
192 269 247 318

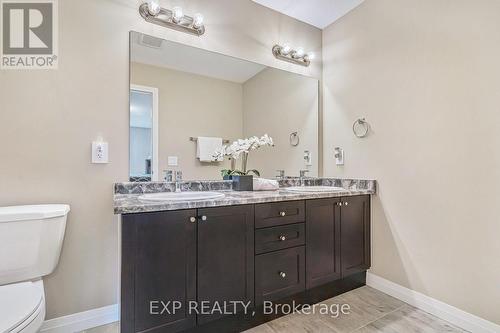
138 191 225 202
284 186 345 193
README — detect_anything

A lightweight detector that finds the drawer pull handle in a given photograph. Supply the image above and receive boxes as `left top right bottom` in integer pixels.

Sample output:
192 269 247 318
189 217 196 223
279 271 286 278
279 211 286 217
279 235 287 241
201 215 207 221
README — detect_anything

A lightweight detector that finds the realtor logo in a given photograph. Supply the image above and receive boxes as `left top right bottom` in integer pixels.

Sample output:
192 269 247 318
1 0 58 69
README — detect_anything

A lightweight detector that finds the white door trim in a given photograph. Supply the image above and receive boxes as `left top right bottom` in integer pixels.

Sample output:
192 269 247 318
130 84 159 181
367 272 500 333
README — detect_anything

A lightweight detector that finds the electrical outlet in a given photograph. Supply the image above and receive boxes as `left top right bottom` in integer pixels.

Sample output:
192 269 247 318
92 142 109 164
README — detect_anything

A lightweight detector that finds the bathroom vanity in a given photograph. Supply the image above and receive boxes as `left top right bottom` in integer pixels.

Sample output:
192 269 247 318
122 30 375 333
115 179 374 333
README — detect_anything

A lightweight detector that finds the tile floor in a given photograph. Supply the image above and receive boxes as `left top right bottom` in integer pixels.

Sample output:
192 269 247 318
80 286 468 333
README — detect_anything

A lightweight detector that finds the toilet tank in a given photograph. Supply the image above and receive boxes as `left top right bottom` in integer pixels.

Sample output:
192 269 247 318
0 205 70 285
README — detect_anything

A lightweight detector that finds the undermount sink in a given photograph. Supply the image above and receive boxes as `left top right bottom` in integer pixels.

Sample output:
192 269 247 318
284 186 345 193
138 191 225 202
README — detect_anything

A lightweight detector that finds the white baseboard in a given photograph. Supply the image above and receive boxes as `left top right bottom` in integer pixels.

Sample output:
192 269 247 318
366 272 500 333
40 304 119 333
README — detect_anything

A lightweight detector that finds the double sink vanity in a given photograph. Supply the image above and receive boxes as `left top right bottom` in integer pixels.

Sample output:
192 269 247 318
122 31 375 333
115 179 375 333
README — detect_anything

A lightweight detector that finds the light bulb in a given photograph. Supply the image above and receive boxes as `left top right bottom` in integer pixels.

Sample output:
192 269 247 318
304 52 315 61
146 0 160 16
193 13 204 28
281 45 291 56
293 48 305 59
172 6 183 23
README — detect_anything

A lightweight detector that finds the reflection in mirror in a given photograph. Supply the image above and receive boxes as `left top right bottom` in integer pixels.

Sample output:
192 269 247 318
129 31 319 182
129 85 158 181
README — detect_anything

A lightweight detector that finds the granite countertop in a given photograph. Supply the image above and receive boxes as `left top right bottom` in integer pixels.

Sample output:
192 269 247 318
114 178 376 215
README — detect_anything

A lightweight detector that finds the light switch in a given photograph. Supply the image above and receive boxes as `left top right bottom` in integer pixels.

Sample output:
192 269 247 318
304 150 313 166
168 156 178 166
92 142 109 164
334 147 344 166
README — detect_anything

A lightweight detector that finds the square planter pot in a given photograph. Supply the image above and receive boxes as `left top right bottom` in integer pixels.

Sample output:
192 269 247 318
232 175 253 191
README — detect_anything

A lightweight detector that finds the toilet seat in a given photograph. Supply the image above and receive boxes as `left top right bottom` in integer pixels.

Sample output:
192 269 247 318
0 280 45 333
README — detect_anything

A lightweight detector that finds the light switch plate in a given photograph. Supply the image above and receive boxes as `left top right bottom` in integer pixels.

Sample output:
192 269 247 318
92 142 109 164
304 150 313 166
168 156 178 166
334 147 344 166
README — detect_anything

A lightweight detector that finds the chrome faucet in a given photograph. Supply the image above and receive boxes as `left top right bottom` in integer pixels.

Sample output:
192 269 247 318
276 169 285 179
174 170 183 193
299 170 310 187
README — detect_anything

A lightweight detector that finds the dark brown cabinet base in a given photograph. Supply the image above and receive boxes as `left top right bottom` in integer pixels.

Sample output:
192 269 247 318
121 210 197 333
341 195 371 276
121 195 371 333
197 206 254 325
255 246 305 305
306 198 341 289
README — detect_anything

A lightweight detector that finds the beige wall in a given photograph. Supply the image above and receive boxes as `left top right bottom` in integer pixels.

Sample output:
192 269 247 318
243 68 319 178
131 62 242 180
323 0 500 324
0 0 321 319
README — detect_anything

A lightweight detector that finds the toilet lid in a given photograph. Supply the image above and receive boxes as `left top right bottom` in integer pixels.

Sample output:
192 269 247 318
0 204 70 223
0 282 43 332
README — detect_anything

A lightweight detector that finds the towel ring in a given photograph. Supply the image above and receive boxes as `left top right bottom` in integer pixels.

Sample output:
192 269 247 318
289 132 300 146
353 118 370 138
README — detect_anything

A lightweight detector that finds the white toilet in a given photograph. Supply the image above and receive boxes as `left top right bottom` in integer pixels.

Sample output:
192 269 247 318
0 205 70 333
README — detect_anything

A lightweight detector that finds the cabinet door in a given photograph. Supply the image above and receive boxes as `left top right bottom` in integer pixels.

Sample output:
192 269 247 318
306 198 341 289
121 210 197 333
341 195 371 277
197 205 254 325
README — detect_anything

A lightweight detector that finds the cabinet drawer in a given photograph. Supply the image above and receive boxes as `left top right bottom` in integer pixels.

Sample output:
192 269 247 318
255 246 305 304
255 223 305 254
255 201 305 228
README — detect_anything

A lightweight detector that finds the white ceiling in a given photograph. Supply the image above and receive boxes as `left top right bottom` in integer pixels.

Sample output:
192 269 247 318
252 0 365 29
131 33 266 83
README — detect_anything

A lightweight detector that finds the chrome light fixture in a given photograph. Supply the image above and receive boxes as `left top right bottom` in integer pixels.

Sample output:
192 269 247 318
139 1 205 36
272 44 314 67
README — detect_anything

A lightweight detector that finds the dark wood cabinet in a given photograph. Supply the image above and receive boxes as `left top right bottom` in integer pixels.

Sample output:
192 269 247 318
121 210 197 333
341 195 371 276
255 246 305 304
255 201 305 228
197 205 254 324
121 195 371 333
255 223 305 254
305 198 341 289
306 195 371 288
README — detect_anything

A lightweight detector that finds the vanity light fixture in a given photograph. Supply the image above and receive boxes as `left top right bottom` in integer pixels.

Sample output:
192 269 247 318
272 44 314 67
139 1 205 36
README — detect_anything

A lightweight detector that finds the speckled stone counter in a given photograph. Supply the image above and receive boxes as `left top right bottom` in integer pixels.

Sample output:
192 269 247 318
114 178 376 215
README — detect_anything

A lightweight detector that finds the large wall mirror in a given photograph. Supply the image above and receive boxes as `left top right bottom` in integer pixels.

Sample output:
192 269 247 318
129 31 319 182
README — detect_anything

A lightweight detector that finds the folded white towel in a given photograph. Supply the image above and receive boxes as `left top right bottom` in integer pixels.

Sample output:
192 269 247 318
253 177 279 191
196 137 223 162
